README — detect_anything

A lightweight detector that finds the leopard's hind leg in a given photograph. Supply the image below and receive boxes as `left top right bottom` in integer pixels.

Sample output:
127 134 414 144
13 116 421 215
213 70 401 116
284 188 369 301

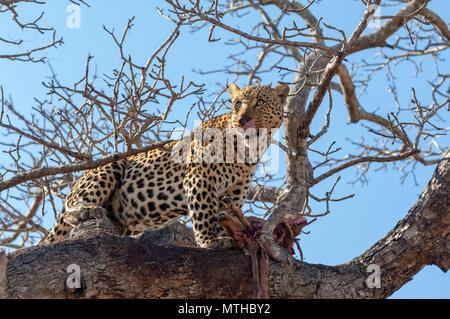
43 161 123 243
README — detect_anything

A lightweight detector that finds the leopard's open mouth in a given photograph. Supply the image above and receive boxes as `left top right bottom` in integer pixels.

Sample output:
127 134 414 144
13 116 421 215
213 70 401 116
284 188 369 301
242 119 256 131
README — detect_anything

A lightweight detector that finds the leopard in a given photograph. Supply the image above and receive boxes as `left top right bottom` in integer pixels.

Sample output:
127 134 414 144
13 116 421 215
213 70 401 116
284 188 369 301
43 83 290 248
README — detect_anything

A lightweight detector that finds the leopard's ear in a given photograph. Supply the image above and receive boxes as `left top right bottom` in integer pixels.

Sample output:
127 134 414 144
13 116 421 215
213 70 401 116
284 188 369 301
274 83 289 102
229 83 240 97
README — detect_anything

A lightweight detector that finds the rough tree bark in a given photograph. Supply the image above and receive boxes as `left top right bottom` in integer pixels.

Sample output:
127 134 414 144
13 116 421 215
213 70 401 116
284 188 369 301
2 151 448 299
0 250 6 299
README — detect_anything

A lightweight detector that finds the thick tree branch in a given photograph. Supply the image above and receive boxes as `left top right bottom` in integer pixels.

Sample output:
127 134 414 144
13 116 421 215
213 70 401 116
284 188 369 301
347 0 430 54
3 150 448 298
418 8 450 41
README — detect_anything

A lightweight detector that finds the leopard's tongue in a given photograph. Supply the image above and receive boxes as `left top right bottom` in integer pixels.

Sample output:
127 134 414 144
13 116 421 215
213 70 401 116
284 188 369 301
243 119 256 131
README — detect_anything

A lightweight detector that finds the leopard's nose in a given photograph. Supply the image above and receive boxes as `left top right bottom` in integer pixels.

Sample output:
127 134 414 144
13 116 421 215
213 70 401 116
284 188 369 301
238 114 251 126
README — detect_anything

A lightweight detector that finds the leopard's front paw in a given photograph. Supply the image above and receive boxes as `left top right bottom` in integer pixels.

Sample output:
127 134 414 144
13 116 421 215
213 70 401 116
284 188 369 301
201 237 236 249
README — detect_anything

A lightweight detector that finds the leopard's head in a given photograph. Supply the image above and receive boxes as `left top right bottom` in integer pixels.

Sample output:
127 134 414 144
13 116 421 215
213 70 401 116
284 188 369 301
229 83 290 131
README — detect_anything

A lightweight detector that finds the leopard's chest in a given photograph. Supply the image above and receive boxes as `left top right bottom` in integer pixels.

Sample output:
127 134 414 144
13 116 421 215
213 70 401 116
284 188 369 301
212 163 256 195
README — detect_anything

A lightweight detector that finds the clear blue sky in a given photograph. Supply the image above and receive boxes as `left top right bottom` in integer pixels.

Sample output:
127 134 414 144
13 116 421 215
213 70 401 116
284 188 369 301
0 1 448 298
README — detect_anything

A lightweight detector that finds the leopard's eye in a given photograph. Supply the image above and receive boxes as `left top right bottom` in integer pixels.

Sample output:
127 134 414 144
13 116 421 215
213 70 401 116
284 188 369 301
235 101 242 108
256 99 264 106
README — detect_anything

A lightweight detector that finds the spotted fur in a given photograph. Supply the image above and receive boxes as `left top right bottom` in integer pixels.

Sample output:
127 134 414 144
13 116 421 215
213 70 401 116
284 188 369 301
44 83 290 248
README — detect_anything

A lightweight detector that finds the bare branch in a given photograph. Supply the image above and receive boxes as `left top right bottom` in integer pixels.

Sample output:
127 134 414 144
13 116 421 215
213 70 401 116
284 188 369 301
0 141 170 192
